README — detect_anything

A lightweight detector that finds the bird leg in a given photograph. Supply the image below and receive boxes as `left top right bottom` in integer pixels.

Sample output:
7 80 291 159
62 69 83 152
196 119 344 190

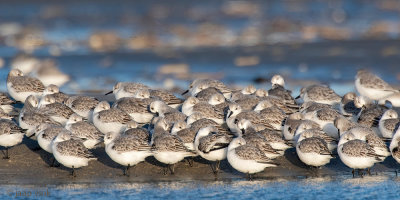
2 147 9 159
168 164 175 175
186 158 194 167
367 168 371 176
70 166 76 177
352 169 355 178
123 164 130 176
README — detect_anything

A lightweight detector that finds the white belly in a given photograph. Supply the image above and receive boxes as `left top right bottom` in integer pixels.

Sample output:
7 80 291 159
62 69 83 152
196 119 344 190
227 150 273 174
106 145 152 166
0 133 24 147
153 151 187 164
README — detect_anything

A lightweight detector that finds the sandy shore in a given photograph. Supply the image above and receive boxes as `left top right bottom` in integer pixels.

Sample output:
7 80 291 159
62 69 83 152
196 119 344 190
1 138 399 185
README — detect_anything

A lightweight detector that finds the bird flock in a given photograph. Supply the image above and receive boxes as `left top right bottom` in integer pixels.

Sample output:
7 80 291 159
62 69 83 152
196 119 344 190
2 68 400 179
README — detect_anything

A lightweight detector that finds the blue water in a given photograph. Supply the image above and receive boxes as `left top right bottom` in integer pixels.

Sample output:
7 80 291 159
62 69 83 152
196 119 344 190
1 175 399 199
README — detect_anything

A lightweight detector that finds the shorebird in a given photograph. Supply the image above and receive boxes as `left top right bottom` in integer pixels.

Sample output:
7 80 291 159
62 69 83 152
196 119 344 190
92 101 131 134
0 119 25 159
378 109 400 139
65 114 103 149
104 132 152 176
297 85 341 106
106 82 150 100
7 69 45 102
38 94 75 125
355 69 399 101
227 137 278 179
296 131 334 167
268 75 297 105
65 96 100 121
338 132 382 177
51 131 97 176
151 133 194 175
195 126 233 175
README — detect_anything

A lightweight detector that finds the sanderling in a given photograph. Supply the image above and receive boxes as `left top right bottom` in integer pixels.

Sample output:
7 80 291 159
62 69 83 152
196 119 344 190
207 93 226 106
7 69 45 102
227 137 277 179
149 100 179 117
303 108 341 139
235 96 261 111
195 126 233 174
105 82 150 100
334 116 359 136
254 100 287 131
355 69 399 101
51 131 97 176
171 121 187 134
183 79 232 99
148 89 183 109
338 132 382 177
92 101 131 134
296 127 337 152
123 121 150 143
38 94 75 125
389 129 400 164
19 95 60 137
293 120 322 142
226 103 274 134
268 75 297 105
65 96 100 121
300 101 332 114
104 132 152 176
237 119 282 159
0 92 17 115
354 96 387 134
0 119 25 159
230 85 256 101
282 112 304 140
257 128 292 152
297 85 341 106
378 109 400 139
151 133 194 175
347 126 390 159
195 87 223 102
296 131 333 167
42 84 69 104
65 114 103 149
35 123 66 154
340 92 361 118
114 97 155 124
182 97 224 124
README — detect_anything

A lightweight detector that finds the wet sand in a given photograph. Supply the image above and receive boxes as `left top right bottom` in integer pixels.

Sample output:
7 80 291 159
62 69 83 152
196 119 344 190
1 138 399 185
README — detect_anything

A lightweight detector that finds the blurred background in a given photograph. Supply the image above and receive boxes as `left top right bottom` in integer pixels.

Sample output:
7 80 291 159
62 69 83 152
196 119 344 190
0 0 399 95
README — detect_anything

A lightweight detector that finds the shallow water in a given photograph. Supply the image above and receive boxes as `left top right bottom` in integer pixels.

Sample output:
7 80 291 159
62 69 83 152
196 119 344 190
1 175 399 199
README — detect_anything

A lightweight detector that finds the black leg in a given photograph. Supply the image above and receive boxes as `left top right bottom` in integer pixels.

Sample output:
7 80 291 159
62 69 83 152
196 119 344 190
70 166 76 177
169 164 175 175
50 157 56 167
123 164 130 176
367 168 371 175
352 169 355 178
395 170 398 177
187 158 194 167
214 160 220 174
3 147 9 159
163 166 168 175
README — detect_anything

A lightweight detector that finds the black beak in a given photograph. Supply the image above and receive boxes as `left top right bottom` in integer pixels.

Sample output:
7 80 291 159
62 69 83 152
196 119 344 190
105 91 113 95
241 128 245 135
28 133 35 138
295 95 300 100
182 90 189 95
227 111 232 119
